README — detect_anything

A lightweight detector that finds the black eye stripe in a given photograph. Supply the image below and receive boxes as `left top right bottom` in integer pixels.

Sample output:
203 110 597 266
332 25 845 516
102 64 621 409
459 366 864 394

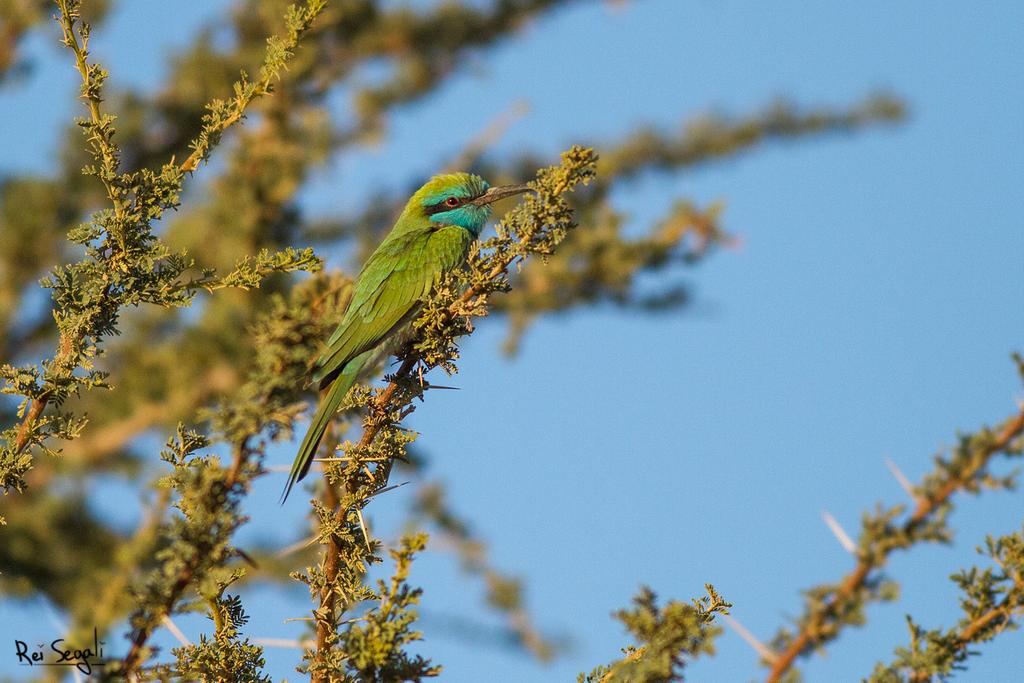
425 196 471 215
424 201 452 215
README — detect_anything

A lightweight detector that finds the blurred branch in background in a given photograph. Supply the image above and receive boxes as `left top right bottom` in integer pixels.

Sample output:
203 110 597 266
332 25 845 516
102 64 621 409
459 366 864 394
0 0 109 80
413 481 562 660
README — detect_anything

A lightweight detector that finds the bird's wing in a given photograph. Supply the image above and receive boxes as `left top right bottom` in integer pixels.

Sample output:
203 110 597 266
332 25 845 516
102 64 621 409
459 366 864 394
312 225 472 386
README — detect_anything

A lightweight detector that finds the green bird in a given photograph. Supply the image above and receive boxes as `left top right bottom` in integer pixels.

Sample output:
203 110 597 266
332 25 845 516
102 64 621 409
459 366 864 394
281 172 530 502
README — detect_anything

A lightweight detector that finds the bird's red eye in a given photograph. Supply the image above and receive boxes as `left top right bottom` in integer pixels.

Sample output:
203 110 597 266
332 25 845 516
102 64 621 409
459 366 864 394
445 197 460 207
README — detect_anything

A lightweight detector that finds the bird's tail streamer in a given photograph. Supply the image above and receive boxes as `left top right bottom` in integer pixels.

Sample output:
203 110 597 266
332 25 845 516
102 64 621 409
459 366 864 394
280 352 369 503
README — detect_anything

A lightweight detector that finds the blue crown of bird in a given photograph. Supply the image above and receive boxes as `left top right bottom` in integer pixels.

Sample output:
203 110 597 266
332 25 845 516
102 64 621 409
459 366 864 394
281 172 531 501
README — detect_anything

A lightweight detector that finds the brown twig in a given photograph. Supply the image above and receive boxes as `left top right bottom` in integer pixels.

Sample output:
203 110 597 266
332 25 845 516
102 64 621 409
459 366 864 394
766 409 1024 683
313 431 345 674
12 395 48 455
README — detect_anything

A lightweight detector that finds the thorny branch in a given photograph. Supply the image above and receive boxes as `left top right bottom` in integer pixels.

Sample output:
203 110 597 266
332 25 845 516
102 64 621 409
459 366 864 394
766 405 1024 683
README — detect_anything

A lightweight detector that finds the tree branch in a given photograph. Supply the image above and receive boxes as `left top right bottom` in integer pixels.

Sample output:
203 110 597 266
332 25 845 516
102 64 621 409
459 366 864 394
767 407 1024 683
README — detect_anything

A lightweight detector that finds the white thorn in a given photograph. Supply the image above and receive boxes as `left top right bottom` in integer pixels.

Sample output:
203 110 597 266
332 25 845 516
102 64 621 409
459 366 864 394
314 456 390 463
885 457 918 501
266 463 323 473
40 598 69 634
444 99 530 172
162 614 192 647
356 507 373 554
253 637 317 649
722 614 776 664
821 510 857 555
276 534 320 558
368 481 409 498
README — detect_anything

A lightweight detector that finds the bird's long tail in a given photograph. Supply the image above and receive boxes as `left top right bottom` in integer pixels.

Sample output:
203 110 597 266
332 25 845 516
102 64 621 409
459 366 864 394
281 351 370 503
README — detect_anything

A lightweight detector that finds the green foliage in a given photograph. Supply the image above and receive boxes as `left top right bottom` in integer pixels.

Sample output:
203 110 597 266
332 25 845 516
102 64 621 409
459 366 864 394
117 425 254 678
867 527 1024 682
209 271 352 444
0 0 326 494
339 534 441 682
183 0 328 173
116 270 352 678
579 585 731 683
170 585 271 683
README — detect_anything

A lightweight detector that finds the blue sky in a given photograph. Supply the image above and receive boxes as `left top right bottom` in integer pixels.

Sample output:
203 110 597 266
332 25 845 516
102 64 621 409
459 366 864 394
1 1 1022 681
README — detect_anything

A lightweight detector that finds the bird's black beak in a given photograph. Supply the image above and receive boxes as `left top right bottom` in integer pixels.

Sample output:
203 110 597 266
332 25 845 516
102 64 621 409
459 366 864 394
470 183 532 206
